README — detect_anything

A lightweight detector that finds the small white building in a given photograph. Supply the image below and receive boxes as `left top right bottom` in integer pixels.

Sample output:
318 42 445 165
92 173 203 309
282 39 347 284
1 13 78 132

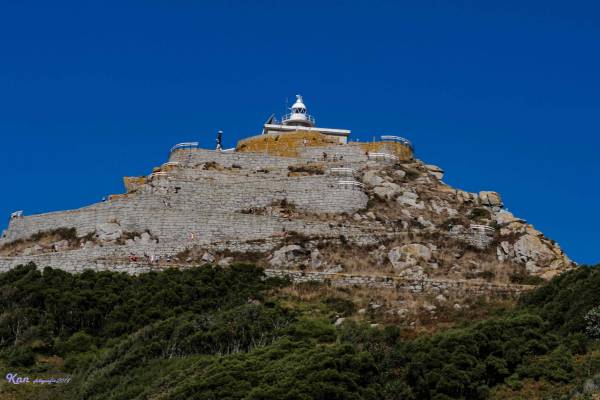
262 95 350 144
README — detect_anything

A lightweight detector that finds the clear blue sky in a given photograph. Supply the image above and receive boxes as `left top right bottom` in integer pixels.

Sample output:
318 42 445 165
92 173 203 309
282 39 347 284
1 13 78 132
0 1 598 265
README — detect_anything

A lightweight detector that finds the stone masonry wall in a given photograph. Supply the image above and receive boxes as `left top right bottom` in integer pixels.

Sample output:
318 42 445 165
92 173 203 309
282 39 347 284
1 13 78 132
264 269 532 296
0 147 371 272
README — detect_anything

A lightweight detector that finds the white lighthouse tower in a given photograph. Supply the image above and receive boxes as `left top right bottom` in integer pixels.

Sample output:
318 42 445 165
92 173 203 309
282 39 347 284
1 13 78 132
282 95 316 128
261 93 351 144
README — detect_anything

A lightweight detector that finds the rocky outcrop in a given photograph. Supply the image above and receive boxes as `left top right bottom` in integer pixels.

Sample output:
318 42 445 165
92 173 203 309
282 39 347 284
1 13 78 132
396 191 425 209
479 191 503 208
96 222 122 242
268 245 308 269
388 243 432 272
373 182 402 201
425 164 444 180
0 140 574 289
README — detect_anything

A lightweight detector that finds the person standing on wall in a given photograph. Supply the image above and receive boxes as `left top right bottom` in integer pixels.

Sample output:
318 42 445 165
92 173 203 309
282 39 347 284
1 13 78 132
216 130 223 151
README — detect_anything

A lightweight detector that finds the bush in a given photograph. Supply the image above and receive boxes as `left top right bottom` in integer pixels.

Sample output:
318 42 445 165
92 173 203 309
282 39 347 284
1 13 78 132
509 273 545 285
288 164 325 175
323 296 356 317
469 208 491 221
585 306 600 338
57 331 96 355
6 346 36 367
404 168 420 180
2 263 600 400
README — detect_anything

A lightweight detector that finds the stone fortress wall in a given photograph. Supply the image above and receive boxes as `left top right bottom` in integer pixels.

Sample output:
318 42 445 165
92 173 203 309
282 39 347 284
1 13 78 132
0 132 407 274
0 126 571 300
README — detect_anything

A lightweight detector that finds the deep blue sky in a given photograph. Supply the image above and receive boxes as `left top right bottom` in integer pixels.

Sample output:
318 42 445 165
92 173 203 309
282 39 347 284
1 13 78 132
0 1 598 264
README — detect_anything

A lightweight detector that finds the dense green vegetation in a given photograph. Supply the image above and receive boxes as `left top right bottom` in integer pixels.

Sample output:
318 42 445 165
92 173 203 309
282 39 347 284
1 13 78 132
1 263 600 399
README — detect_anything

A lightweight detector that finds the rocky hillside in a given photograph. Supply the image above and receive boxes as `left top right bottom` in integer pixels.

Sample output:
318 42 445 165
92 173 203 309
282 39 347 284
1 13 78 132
0 133 573 320
257 158 572 283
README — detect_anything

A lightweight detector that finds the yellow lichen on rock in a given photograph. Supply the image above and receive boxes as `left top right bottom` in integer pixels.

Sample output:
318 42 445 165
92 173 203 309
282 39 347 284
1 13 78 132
108 194 128 201
236 131 339 157
359 141 413 161
123 176 147 193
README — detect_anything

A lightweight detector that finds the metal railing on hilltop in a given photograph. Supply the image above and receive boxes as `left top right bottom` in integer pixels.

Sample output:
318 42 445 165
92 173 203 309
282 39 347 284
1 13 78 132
367 152 399 162
170 142 199 153
380 135 413 150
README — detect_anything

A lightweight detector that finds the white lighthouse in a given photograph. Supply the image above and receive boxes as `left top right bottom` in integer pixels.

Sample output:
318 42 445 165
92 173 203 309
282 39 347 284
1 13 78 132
282 95 316 127
261 94 351 144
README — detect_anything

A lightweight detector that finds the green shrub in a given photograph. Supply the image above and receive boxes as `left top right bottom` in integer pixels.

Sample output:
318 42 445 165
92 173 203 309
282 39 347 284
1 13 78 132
6 346 35 367
1 263 599 400
469 208 491 221
323 296 356 317
57 331 96 355
509 273 545 285
585 305 600 338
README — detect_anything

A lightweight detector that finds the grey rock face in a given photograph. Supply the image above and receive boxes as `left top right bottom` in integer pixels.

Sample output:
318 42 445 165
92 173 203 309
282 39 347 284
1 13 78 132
52 240 70 252
494 210 522 225
137 232 153 245
269 245 307 269
310 249 323 269
479 191 503 208
96 222 122 242
393 170 406 179
388 243 432 271
363 170 385 187
201 252 215 263
374 186 397 200
425 164 444 180
396 191 425 209
0 143 574 285
217 257 233 267
514 235 554 263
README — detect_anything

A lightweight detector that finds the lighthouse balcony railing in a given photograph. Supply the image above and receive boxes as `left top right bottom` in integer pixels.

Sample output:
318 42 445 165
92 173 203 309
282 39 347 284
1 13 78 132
380 135 413 149
170 142 199 153
281 113 316 125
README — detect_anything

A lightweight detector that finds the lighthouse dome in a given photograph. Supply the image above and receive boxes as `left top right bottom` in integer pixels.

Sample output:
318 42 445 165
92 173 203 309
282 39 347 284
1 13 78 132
282 94 315 127
291 95 306 111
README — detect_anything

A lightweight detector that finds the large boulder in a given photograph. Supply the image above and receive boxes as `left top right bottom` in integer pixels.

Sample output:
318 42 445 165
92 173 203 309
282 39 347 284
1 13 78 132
479 191 503 208
22 245 43 256
514 234 555 263
425 164 444 180
388 243 432 271
374 182 402 201
513 234 573 277
137 231 153 244
202 252 215 263
363 171 385 187
393 170 406 179
494 210 522 225
96 222 122 242
269 245 308 269
310 249 324 269
52 240 71 252
396 191 425 209
455 190 478 204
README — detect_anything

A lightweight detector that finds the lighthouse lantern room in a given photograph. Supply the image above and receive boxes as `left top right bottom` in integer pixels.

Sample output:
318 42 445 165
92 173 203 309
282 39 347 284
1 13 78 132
282 95 316 127
262 94 351 144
